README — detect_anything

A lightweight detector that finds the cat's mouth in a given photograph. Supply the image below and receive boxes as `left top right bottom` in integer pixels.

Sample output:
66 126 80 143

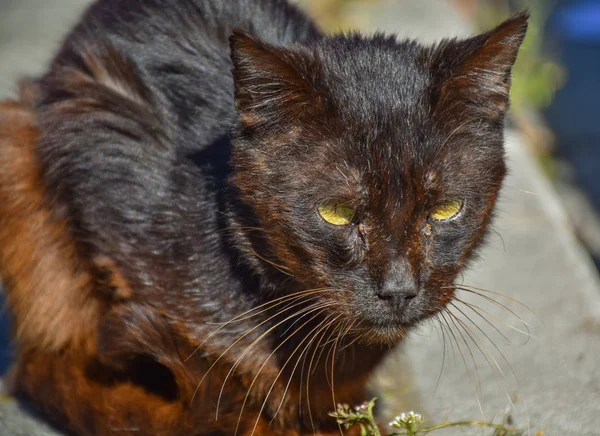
351 319 413 346
356 313 437 345
349 295 430 344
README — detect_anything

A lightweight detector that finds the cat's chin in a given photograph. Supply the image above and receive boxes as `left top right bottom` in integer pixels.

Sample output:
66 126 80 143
352 321 413 346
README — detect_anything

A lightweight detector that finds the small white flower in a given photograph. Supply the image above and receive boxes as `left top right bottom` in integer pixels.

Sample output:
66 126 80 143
389 411 424 429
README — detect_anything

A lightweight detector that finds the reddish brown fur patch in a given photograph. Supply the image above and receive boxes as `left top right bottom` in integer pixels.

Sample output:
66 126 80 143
0 99 101 351
17 79 41 107
94 255 134 301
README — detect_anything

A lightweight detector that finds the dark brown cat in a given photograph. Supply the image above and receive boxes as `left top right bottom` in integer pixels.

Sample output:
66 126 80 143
0 1 527 435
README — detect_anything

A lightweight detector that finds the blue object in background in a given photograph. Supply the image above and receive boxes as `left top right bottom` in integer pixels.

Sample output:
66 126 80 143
554 1 600 42
0 292 13 375
545 1 600 214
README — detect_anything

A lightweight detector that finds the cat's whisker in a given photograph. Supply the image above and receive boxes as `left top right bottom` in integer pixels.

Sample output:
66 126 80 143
296 313 347 423
453 284 540 321
215 225 266 234
185 288 334 361
217 302 333 421
450 286 533 333
447 310 521 422
450 302 513 379
249 247 294 276
447 308 507 381
432 313 449 395
330 320 348 436
235 306 334 436
451 300 533 430
455 296 538 340
189 295 327 404
288 315 336 425
435 313 458 369
453 297 511 345
258 313 338 432
340 319 357 365
279 303 319 338
190 292 333 404
445 311 484 407
454 297 539 430
323 324 340 391
338 323 364 352
489 227 507 252
225 294 319 325
314 320 344 369
305 315 341 433
439 311 486 420
447 314 509 410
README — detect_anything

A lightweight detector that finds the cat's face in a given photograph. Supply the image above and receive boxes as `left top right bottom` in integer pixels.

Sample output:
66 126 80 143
230 14 527 343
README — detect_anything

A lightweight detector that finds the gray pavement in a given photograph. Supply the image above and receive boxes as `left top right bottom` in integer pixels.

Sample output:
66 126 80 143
1 1 600 435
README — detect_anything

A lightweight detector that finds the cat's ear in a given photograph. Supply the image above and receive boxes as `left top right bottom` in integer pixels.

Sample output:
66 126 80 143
434 12 529 119
229 30 323 128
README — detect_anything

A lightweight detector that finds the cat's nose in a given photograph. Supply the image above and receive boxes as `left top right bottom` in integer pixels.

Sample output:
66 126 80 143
376 259 419 312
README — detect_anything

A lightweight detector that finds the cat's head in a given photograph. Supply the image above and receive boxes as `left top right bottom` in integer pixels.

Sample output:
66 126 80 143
229 13 528 344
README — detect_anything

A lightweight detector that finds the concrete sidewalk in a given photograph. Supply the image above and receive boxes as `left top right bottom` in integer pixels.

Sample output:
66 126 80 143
1 1 599 435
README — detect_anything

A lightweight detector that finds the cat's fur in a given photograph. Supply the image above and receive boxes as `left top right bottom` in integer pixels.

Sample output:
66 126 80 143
0 0 527 434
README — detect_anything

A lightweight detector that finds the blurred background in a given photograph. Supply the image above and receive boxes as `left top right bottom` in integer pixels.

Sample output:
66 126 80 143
0 0 599 434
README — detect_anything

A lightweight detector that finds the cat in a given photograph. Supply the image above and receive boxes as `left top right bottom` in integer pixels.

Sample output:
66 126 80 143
0 0 527 434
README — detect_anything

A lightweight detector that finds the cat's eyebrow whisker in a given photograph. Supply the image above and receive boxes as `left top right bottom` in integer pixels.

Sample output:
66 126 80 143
436 118 477 155
235 306 334 436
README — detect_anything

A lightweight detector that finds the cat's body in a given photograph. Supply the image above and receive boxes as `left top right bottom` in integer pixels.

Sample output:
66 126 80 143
0 1 527 435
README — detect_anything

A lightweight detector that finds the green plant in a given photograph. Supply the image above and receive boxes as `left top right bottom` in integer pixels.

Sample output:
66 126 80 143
329 398 527 436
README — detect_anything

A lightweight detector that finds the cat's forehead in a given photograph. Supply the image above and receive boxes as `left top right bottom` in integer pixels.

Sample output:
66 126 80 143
314 120 490 203
314 35 432 117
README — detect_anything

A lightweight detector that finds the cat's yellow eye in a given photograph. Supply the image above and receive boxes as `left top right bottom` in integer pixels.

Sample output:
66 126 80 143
318 203 355 226
430 199 464 221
